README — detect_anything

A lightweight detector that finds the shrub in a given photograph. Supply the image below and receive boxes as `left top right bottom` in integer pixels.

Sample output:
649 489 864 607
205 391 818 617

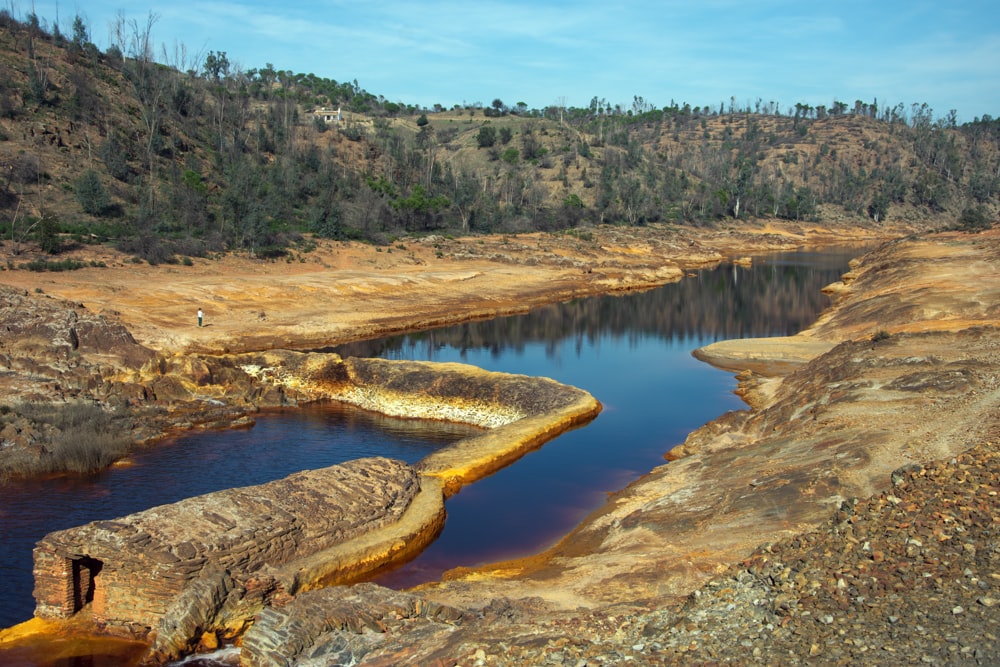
958 205 992 231
871 329 891 343
476 124 496 148
0 402 131 480
23 258 88 272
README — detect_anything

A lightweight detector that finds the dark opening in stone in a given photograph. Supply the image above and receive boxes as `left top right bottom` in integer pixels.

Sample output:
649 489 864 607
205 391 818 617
72 556 102 612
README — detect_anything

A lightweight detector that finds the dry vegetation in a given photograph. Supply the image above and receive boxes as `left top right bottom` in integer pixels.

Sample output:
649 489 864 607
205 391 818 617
0 9 995 269
0 402 131 481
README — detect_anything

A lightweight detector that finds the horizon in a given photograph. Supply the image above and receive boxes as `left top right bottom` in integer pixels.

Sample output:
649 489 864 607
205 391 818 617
15 0 1000 122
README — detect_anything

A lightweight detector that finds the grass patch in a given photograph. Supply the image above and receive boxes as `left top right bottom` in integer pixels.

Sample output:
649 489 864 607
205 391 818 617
0 402 131 482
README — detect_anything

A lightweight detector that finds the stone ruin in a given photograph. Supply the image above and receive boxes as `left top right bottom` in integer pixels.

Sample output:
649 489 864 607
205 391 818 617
32 456 439 663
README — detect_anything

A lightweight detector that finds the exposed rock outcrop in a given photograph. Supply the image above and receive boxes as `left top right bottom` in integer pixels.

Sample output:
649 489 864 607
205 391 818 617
240 584 469 667
0 287 155 368
0 286 155 406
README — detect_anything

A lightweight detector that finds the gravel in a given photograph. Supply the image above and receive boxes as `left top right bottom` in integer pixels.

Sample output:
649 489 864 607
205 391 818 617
478 435 1000 666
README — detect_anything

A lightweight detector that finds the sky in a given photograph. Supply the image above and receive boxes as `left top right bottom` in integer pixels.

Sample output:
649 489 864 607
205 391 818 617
21 0 1000 122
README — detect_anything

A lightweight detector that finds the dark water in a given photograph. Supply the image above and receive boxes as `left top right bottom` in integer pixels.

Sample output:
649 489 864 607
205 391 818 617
0 246 862 639
348 247 862 587
0 404 482 631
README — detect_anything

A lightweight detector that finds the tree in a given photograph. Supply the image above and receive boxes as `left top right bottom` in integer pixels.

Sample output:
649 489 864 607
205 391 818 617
100 132 133 182
6 196 43 255
390 184 450 231
911 170 949 211
36 216 61 254
75 169 113 216
222 160 270 255
202 50 230 81
69 14 89 56
171 167 209 233
27 63 49 105
310 201 343 238
719 155 754 219
476 124 496 148
618 176 646 225
520 127 543 160
450 169 481 232
561 193 585 226
416 123 436 188
112 12 166 213
958 205 991 231
867 191 890 223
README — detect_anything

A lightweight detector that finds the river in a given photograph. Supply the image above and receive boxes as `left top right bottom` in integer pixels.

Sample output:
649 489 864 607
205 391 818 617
0 246 862 662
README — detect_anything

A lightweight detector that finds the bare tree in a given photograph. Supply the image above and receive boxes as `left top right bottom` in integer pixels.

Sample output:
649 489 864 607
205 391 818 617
112 11 165 215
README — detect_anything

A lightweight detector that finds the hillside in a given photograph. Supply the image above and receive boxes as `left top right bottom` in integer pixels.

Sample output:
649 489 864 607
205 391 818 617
0 12 997 265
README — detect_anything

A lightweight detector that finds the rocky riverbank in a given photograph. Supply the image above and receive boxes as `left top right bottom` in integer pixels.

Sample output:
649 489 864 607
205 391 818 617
0 221 877 481
0 222 880 359
4 222 997 666
237 229 1000 665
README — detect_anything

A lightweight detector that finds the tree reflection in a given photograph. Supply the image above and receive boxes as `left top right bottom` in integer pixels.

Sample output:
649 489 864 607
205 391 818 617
331 248 863 360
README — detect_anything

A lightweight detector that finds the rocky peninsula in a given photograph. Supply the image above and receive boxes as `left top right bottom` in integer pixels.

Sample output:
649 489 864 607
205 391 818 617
1 222 998 665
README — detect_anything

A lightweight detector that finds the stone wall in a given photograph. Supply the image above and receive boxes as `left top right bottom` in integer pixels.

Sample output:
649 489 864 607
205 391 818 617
32 457 427 661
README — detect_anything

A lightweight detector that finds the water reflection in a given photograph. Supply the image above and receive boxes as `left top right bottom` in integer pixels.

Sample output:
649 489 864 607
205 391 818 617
330 248 854 361
351 248 863 588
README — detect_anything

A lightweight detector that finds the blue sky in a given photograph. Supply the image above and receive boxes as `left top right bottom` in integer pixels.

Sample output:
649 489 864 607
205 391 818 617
23 0 1000 121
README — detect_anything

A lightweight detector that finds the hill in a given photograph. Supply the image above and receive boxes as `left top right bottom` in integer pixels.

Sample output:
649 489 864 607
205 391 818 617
0 11 997 264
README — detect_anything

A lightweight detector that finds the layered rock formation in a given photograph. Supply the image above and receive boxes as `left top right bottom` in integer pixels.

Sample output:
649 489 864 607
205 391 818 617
0 285 156 416
240 584 470 666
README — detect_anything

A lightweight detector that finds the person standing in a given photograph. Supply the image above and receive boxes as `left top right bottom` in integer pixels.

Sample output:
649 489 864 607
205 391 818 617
197 308 203 327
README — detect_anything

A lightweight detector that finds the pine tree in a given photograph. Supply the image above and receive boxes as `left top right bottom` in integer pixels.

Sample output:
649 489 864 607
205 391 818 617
76 169 112 216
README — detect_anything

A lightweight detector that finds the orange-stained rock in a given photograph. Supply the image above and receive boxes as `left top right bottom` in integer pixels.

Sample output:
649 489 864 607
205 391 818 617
28 353 601 664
